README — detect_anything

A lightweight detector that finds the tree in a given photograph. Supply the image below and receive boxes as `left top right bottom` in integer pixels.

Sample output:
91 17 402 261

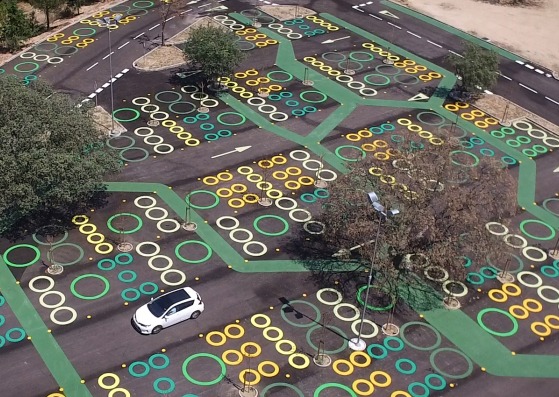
0 76 121 240
183 25 245 87
0 0 38 51
447 41 499 96
25 0 65 29
159 0 187 46
309 139 516 311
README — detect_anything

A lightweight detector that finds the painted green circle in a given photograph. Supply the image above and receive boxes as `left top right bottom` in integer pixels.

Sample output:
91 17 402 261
149 353 170 369
132 1 154 8
175 241 213 264
335 145 366 162
425 373 446 390
217 112 246 126
364 73 391 86
73 27 96 36
506 139 521 148
367 343 387 359
70 274 110 300
185 190 220 209
349 51 374 61
0 295 5 307
501 127 515 134
118 270 137 283
97 258 116 271
429 347 474 379
261 383 304 397
400 321 442 351
154 377 175 394
122 288 141 302
113 108 140 122
517 135 531 144
281 300 321 327
169 101 196 115
519 219 556 241
522 148 537 157
140 282 158 295
253 215 289 236
375 64 401 75
182 353 226 386
129 361 150 377
501 156 517 165
314 383 357 397
477 307 518 337
307 324 348 354
106 136 136 150
541 266 559 277
466 272 484 284
479 148 495 157
267 70 293 82
5 328 26 342
543 198 559 216
395 358 417 374
300 90 328 103
532 144 548 154
450 150 479 167
47 243 84 266
196 112 209 120
0 315 4 327
14 62 40 73
3 244 41 268
200 123 214 131
115 253 133 265
491 130 505 138
107 213 143 234
416 111 445 126
120 147 149 162
408 382 429 397
357 285 394 311
155 90 182 103
384 336 404 351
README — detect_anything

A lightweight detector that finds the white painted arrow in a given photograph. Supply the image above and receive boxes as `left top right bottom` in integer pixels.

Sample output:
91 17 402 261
211 146 251 159
379 10 399 18
554 165 559 173
322 36 351 44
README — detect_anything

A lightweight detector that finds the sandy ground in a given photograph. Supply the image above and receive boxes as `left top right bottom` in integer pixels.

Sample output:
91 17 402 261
398 0 559 71
134 45 186 71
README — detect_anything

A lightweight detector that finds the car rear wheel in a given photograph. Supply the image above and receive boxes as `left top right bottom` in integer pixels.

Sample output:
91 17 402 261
152 325 163 334
191 310 201 319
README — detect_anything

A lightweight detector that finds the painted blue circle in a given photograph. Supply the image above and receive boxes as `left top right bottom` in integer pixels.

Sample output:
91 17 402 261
97 259 116 271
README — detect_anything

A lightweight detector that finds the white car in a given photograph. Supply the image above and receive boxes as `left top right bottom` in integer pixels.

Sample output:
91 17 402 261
132 287 204 334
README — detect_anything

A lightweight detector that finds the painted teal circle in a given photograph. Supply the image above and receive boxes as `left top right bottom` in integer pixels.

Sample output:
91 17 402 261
118 270 137 283
267 70 293 82
314 188 329 198
501 127 515 134
425 373 446 390
384 336 404 351
107 213 143 234
217 129 232 137
284 20 295 25
175 240 212 264
381 123 395 131
519 219 555 241
450 150 479 167
115 253 133 265
394 73 420 84
0 336 4 348
313 28 326 34
466 272 484 284
410 141 424 150
132 1 155 8
154 377 175 394
285 100 299 107
71 274 110 300
268 94 282 101
517 135 531 144
461 256 472 268
491 130 505 138
395 358 416 374
14 62 40 73
501 156 517 165
375 64 401 75
301 193 317 203
185 190 220 209
400 321 442 351
543 198 559 216
140 282 159 295
303 106 317 113
149 353 170 369
506 139 521 147
196 113 210 121
306 325 347 354
121 288 141 302
322 51 346 61
280 91 293 98
253 215 289 236
5 328 26 342
261 383 304 397
155 90 182 103
3 244 41 267
129 361 150 377
370 126 384 134
300 90 328 103
408 382 429 397
392 135 404 143
470 136 485 145
182 353 226 386
73 27 97 36
366 344 388 359
106 135 135 150
554 259 559 270
281 300 321 327
541 266 559 278
335 145 366 161
429 347 474 379
169 101 196 115
0 296 4 307
479 266 497 279
314 383 357 397
113 108 140 122
292 109 305 116
364 73 390 86
205 133 218 141
217 112 246 126
477 307 518 337
338 60 363 71
532 144 547 154
97 258 116 271
349 51 374 61
522 148 537 157
0 315 4 327
183 116 197 124
460 141 474 149
200 123 214 131
479 148 495 156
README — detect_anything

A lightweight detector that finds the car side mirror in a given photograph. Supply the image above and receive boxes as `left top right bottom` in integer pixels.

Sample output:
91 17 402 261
150 297 154 301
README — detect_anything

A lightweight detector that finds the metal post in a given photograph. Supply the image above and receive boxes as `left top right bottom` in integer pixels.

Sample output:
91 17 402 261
549 234 559 259
108 27 115 135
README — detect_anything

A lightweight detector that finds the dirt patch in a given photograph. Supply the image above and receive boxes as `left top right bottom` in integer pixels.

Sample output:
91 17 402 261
89 105 127 137
167 16 225 44
134 45 186 71
257 5 316 21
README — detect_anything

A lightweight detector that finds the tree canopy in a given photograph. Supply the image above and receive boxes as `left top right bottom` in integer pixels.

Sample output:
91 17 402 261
310 140 516 310
0 76 121 239
182 25 245 86
447 41 499 96
0 0 39 51
25 0 65 29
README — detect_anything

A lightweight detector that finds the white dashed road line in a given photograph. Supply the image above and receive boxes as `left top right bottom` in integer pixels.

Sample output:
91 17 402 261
102 52 114 60
546 97 559 105
427 40 442 48
515 60 525 65
499 74 512 81
406 31 422 38
148 24 160 31
387 22 401 29
117 41 130 50
448 50 463 57
519 83 538 94
525 64 535 70
86 62 98 71
369 13 382 20
133 32 145 39
166 16 176 22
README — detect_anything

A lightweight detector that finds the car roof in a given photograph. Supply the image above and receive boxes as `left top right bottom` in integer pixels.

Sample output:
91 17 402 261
158 287 194 304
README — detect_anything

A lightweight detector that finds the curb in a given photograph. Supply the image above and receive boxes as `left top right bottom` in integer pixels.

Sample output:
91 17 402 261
132 45 186 72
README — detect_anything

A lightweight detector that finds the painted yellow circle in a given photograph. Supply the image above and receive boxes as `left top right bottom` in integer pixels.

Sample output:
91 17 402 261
243 194 259 204
203 176 219 186
531 322 551 337
206 331 227 346
298 176 314 185
461 113 475 121
415 65 427 71
241 342 262 357
404 67 418 74
108 389 131 397
419 75 432 81
258 360 280 377
184 138 200 146
407 124 422 132
485 117 499 125
258 159 274 169
273 171 289 180
245 28 257 33
428 72 442 78
275 339 296 355
374 152 390 161
380 175 396 185
369 371 392 387
418 131 433 139
346 133 361 141
240 91 253 98
177 132 192 139
455 101 469 109
285 180 301 190
234 72 247 79
288 353 310 369
246 79 259 86
247 173 263 183
246 69 258 76
87 233 105 244
72 215 89 224
394 61 406 68
170 126 184 133
402 59 416 66
386 148 400 156
222 350 243 365
397 118 411 126
429 137 444 145
508 305 529 319
353 379 375 396
232 86 246 93
266 189 283 199
263 326 284 342
304 56 316 62
216 188 233 198
239 369 261 385
258 77 271 83
256 181 273 191
350 351 372 368
286 166 302 176
98 373 120 390
369 167 382 176
269 84 283 91
373 139 388 148
523 298 543 313
328 70 342 76
224 324 245 339
79 223 97 234
488 289 508 303
362 143 376 152
217 172 233 181
545 315 559 329
358 129 373 138
444 104 459 112
162 120 176 127
271 155 287 164
231 183 248 193
471 109 485 117
474 121 489 129
228 198 245 208
333 359 354 376
362 43 374 49
95 243 113 255
237 166 253 175
502 283 521 296
251 313 271 328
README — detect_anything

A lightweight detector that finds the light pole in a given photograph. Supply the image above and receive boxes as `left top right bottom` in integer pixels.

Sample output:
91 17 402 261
349 191 400 351
96 15 122 137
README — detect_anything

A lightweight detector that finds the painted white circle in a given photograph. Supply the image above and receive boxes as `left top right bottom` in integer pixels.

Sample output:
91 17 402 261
336 75 353 83
39 291 66 309
191 92 208 100
145 207 169 221
243 241 268 257
289 209 312 222
154 144 174 154
28 276 55 293
287 33 303 39
216 216 240 230
268 23 283 29
289 150 310 161
141 104 160 113
277 28 293 34
317 169 337 181
134 127 154 136
200 99 219 108
247 97 266 106
424 266 449 282
20 52 36 59
316 288 343 305
302 159 323 171
543 137 559 148
132 97 151 105
229 228 254 243
230 23 245 30
516 271 543 288
360 88 378 97
333 303 360 321
135 242 161 257
522 246 547 262
442 280 468 297
269 112 289 122
347 81 366 89
303 221 325 235
484 222 509 236
144 135 164 145
351 318 379 338
275 197 298 210
134 196 157 209
157 219 181 233
537 285 559 303
160 269 186 286
181 85 198 93
258 104 277 114
148 255 174 271
150 111 169 121
33 54 50 62
503 234 528 249
47 57 63 64
213 15 229 21
50 306 77 325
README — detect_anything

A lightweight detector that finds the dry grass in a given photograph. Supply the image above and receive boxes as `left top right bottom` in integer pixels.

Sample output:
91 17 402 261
89 105 127 136
134 45 186 71
257 5 316 21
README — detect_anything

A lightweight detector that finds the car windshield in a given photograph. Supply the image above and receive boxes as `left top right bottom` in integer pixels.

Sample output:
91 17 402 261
147 289 189 317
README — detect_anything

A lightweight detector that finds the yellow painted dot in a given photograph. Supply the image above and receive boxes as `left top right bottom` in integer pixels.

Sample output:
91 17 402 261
80 380 85 384
477 288 482 292
169 186 172 189
15 281 20 284
205 221 208 223
450 383 455 388
124 302 129 306
47 329 52 333
27 336 31 340
199 334 204 338
236 319 240 323
59 388 64 392
122 364 127 368
195 277 200 281
89 257 93 261
511 351 516 355
228 265 232 269
244 260 248 263
481 367 486 372
334 281 339 284
90 209 95 212
157 235 161 239
303 293 307 297
286 374 290 378
540 337 545 341
87 315 92 319
160 289 165 293
161 348 166 352
269 306 274 310
122 199 126 203
419 314 424 318
276 248 280 252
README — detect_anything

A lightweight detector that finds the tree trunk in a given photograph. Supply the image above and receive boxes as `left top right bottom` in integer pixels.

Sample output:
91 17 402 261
45 6 50 30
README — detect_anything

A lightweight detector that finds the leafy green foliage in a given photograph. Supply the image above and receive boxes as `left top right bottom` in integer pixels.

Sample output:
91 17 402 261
182 25 245 85
0 76 121 239
447 41 499 95
0 0 39 51
25 0 65 29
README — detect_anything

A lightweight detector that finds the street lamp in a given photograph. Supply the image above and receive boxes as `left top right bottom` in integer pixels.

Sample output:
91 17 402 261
96 14 122 137
349 191 400 351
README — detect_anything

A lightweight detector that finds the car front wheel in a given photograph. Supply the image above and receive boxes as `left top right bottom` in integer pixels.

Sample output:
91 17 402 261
191 310 201 319
152 325 163 334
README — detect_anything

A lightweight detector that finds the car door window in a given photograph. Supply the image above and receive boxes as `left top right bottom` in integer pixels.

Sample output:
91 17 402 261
166 306 178 316
175 300 194 312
